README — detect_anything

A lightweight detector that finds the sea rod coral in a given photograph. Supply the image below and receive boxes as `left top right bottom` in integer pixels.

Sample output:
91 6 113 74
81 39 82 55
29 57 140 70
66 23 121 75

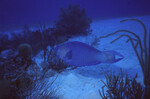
98 18 150 98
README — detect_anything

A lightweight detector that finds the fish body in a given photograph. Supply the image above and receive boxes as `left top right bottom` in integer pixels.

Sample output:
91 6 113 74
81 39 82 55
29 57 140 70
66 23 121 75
54 41 124 66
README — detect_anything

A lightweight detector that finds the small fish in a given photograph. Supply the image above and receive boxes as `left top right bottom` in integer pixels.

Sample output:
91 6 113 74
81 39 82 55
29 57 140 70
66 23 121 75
54 41 124 66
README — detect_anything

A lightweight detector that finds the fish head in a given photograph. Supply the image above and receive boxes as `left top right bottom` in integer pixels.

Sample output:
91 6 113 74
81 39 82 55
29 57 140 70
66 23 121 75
100 50 124 63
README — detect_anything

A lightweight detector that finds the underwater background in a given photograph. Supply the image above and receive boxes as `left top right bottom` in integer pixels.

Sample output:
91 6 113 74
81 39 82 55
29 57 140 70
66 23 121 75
1 0 150 32
0 0 150 99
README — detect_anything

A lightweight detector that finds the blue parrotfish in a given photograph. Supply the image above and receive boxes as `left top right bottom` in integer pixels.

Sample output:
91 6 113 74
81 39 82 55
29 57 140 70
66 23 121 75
54 41 124 66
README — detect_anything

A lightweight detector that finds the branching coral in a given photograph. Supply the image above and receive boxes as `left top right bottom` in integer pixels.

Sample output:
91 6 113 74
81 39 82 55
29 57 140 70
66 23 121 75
99 70 143 99
23 75 59 99
41 47 70 73
53 4 92 37
98 18 150 98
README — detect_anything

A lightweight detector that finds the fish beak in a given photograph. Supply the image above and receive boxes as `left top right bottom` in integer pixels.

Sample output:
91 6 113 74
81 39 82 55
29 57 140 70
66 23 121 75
111 50 124 63
103 50 124 63
114 54 124 62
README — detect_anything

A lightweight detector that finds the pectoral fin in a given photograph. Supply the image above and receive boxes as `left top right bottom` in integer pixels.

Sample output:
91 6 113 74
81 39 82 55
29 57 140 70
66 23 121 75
65 50 72 59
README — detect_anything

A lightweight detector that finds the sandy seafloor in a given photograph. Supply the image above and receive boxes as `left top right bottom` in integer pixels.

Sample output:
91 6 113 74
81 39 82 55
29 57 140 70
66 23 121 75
32 15 150 99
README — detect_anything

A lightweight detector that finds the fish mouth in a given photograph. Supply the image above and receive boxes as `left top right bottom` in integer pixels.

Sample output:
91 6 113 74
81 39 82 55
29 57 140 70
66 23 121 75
112 51 124 63
102 50 124 63
114 54 124 63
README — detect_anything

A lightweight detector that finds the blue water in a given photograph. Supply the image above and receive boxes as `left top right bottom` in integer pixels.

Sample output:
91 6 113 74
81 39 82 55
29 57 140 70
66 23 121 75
0 0 150 32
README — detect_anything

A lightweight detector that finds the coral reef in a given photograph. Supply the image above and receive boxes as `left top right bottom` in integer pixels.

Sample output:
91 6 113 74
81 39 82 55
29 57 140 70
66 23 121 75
53 4 92 37
99 70 143 99
18 43 32 58
0 48 59 98
98 18 150 98
0 79 19 99
0 34 9 53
